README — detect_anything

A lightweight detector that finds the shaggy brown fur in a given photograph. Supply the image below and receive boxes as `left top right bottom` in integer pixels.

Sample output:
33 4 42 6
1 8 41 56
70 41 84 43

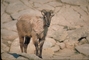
16 9 54 58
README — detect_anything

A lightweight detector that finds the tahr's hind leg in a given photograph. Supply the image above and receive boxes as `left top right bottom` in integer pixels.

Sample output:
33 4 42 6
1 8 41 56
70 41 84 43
19 36 24 53
24 36 31 53
32 36 39 56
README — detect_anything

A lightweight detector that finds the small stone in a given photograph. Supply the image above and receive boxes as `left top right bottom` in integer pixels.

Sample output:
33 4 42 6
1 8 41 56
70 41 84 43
58 43 65 49
7 41 12 44
43 38 56 49
65 41 75 49
51 45 60 52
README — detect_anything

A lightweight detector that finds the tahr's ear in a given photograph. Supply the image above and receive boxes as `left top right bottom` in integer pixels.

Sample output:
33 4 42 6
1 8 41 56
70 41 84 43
50 10 54 17
41 9 46 16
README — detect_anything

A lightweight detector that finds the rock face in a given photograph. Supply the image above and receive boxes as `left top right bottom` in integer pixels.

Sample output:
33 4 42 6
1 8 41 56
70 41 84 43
75 44 89 56
1 52 16 60
1 29 18 40
1 0 89 60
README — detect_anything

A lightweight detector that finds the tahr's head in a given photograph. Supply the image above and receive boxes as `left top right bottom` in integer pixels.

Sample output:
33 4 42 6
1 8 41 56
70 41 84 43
41 9 54 27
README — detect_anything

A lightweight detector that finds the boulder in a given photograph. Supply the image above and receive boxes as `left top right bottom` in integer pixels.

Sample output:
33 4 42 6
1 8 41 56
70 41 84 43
1 52 16 60
48 1 63 7
30 0 52 4
75 44 89 56
2 20 17 32
43 38 56 49
4 0 21 4
34 3 54 10
55 49 76 57
1 43 9 52
17 53 41 60
65 40 78 49
61 0 88 6
51 45 60 52
57 42 65 49
6 1 27 14
59 31 68 41
86 34 89 43
17 56 28 60
51 15 71 26
10 38 21 53
83 56 89 60
1 29 18 40
50 29 67 42
27 39 35 54
65 42 74 49
1 4 6 15
42 48 54 59
1 13 12 24
71 6 89 26
67 27 89 42
70 54 84 60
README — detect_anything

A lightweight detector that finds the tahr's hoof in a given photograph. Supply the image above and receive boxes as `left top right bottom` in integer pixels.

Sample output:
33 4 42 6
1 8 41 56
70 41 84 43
39 56 42 59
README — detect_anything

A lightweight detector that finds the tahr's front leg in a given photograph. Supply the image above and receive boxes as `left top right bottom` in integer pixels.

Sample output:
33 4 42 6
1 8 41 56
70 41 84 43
38 39 45 58
19 36 24 53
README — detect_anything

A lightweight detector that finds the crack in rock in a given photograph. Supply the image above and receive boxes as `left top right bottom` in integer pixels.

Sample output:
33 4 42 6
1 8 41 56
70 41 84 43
59 0 80 6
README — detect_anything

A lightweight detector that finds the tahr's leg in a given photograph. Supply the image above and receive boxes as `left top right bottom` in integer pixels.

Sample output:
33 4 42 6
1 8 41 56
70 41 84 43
38 39 45 58
19 36 24 53
32 36 39 56
24 36 31 53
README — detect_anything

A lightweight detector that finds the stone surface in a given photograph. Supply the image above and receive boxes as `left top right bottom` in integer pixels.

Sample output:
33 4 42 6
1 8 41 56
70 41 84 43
43 38 56 49
4 0 20 4
55 49 76 57
51 45 60 52
75 44 89 56
66 27 89 42
1 43 9 52
42 48 54 59
1 4 6 16
2 20 17 32
86 34 89 43
79 39 88 45
1 52 16 60
6 1 27 14
1 13 12 24
18 53 41 60
1 29 18 40
58 43 65 49
34 3 54 10
17 56 28 60
30 0 52 4
65 40 79 49
10 38 21 53
61 0 89 6
70 54 84 60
